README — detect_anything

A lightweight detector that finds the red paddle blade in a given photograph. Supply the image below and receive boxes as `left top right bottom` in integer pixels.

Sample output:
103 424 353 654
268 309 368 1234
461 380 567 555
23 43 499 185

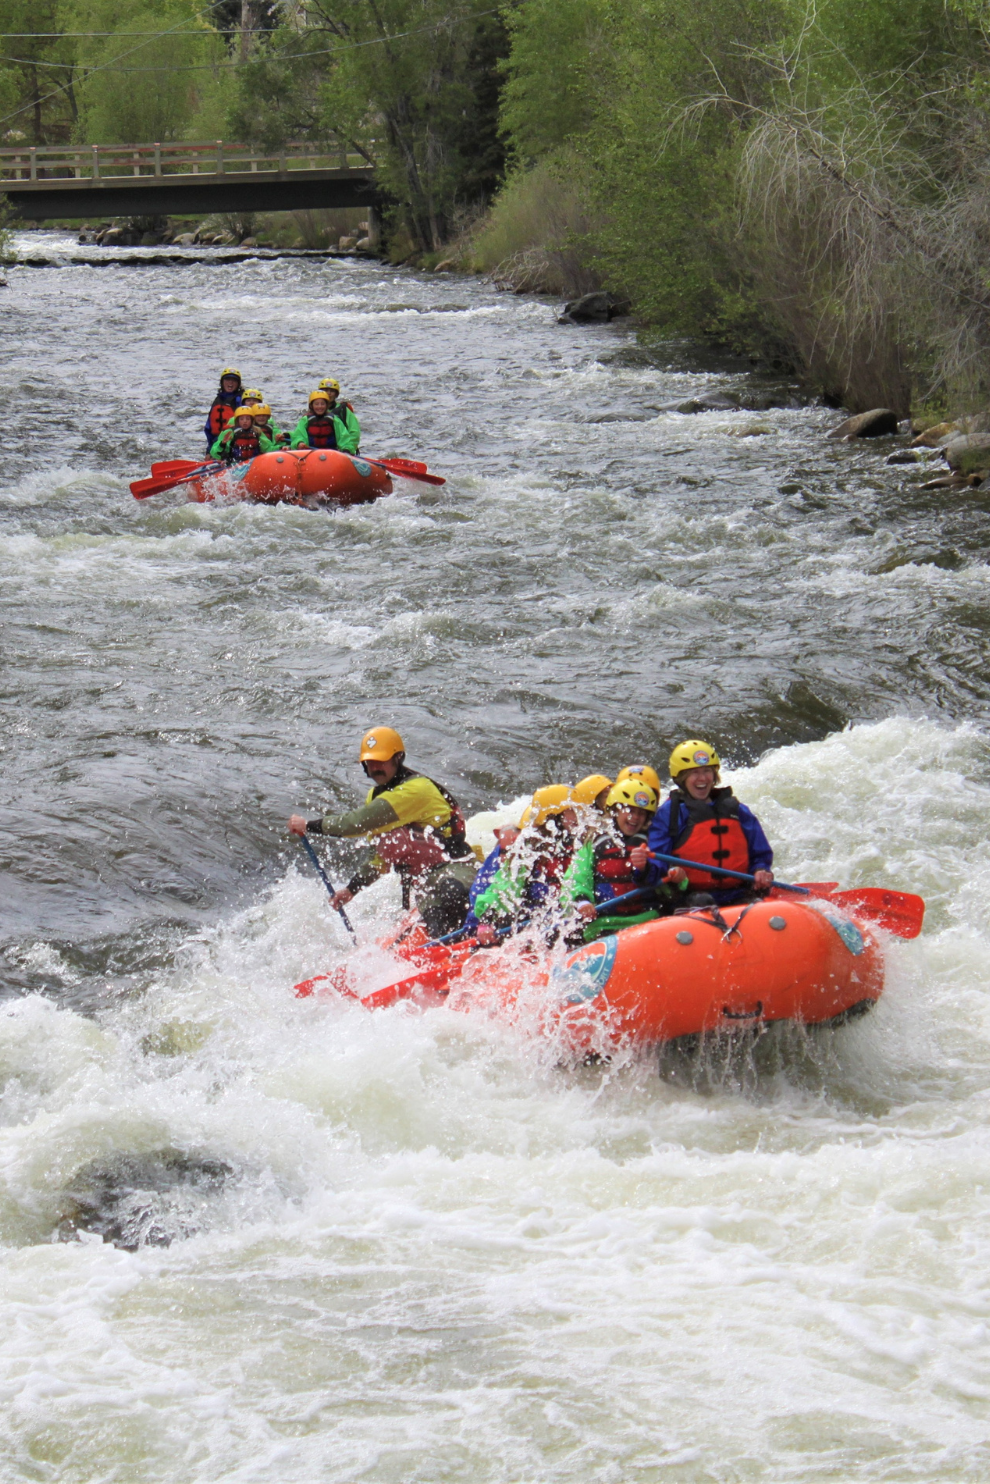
828 888 925 939
151 459 203 477
374 457 446 486
131 462 219 499
360 962 454 1009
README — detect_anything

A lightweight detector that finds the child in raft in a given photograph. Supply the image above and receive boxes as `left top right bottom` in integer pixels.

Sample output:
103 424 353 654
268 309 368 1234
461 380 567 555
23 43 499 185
239 390 289 446
562 777 673 941
639 739 774 908
210 406 279 464
461 821 521 936
472 786 578 944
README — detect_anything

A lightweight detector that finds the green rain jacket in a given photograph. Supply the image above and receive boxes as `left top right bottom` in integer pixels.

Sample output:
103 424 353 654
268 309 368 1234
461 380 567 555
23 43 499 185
210 426 279 459
560 836 663 942
289 401 361 453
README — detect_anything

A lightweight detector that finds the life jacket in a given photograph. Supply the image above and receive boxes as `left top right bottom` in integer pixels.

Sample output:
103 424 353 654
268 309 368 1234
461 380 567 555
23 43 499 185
222 426 260 463
369 767 473 860
668 786 751 889
593 829 649 911
305 413 338 449
207 391 241 440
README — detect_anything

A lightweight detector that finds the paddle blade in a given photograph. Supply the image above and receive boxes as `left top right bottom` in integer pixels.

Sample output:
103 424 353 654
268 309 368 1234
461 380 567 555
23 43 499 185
829 888 925 939
130 462 220 499
360 962 455 1009
374 457 446 486
151 459 203 477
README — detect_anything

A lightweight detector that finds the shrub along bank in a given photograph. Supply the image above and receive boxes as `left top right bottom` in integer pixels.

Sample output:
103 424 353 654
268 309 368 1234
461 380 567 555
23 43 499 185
457 0 990 420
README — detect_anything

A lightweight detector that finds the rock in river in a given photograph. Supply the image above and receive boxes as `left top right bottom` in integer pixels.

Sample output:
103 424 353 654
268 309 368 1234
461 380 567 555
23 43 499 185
826 408 900 439
558 292 631 324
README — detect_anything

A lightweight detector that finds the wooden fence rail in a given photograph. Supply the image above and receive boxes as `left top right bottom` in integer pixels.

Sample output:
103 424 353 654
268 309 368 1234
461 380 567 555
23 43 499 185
0 140 367 183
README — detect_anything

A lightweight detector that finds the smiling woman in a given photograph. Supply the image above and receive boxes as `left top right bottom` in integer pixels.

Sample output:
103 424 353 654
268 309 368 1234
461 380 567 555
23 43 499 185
1 232 990 1482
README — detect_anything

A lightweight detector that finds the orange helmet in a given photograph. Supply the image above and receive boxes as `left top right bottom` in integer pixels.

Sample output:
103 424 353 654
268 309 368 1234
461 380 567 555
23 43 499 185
359 726 404 761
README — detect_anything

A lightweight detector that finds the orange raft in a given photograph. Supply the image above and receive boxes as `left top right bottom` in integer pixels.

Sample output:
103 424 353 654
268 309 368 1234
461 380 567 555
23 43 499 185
187 449 392 507
300 898 886 1055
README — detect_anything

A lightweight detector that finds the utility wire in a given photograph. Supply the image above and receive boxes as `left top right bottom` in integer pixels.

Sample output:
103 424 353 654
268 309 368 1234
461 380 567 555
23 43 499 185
0 0 232 130
0 9 501 75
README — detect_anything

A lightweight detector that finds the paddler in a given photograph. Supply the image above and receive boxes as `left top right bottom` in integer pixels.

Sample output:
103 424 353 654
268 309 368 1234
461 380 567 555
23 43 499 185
562 777 664 940
240 390 289 446
318 377 361 452
210 406 278 464
462 820 522 935
287 727 477 938
472 785 579 944
289 388 360 454
203 366 243 449
571 773 613 818
636 739 773 907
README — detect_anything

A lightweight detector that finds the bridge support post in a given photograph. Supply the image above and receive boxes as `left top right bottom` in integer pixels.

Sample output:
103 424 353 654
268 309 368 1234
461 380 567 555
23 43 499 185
366 206 381 249
91 146 100 179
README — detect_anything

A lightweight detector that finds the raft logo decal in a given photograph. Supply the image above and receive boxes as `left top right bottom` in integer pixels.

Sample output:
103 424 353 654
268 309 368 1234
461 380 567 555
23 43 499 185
350 457 372 477
552 935 618 1004
821 911 865 956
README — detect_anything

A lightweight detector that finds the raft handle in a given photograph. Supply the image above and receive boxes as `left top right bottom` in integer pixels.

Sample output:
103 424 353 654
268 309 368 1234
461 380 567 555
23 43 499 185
721 1001 764 1021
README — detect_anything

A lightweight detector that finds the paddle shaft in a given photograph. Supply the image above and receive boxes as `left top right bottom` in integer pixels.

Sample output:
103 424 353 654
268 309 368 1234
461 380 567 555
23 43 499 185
648 851 809 895
298 835 357 943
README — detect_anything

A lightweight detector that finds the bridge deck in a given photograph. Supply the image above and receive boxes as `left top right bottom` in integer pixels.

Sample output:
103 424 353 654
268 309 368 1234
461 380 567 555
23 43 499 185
0 141 379 219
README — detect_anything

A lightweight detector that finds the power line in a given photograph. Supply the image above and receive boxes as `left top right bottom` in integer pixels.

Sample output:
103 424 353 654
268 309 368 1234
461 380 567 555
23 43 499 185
0 0 232 130
0 10 501 76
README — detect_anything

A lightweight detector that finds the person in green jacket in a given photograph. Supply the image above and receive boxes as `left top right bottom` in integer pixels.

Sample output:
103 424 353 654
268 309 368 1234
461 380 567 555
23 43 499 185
472 785 579 944
210 407 279 464
288 725 477 938
240 390 289 446
561 778 667 942
289 385 361 453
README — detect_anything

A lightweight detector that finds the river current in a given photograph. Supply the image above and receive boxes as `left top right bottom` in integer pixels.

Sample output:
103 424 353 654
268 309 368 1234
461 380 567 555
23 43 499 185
1 233 989 1481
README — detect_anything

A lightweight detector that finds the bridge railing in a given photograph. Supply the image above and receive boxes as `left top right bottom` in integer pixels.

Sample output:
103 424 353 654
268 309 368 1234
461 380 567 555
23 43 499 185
0 140 369 183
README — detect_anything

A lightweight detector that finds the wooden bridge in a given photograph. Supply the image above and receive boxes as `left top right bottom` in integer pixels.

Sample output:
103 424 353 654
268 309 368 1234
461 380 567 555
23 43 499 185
0 141 379 220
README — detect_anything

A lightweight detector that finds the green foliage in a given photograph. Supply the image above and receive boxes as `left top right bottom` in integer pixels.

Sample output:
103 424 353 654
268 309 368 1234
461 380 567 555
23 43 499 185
499 0 609 164
461 152 601 296
227 0 510 250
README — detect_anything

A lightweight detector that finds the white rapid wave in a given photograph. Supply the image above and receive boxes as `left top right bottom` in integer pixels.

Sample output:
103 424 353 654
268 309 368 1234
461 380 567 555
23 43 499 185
2 719 989 1481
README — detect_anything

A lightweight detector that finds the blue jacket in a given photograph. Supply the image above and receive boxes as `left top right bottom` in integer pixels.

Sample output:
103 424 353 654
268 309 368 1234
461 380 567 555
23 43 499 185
463 842 503 932
646 793 773 903
204 390 242 446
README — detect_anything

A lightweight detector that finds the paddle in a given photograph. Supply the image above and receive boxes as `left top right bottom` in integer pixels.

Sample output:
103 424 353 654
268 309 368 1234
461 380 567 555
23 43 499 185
818 887 925 939
130 461 223 499
648 851 810 895
150 459 204 477
365 456 446 486
297 834 357 944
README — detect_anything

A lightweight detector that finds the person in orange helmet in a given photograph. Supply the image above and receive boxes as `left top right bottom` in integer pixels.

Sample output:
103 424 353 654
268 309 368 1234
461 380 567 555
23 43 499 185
288 727 476 936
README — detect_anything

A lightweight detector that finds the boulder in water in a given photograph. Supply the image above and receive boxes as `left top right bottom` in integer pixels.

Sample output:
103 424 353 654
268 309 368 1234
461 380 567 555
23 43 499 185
826 408 900 440
557 291 631 324
944 432 990 476
57 1148 233 1250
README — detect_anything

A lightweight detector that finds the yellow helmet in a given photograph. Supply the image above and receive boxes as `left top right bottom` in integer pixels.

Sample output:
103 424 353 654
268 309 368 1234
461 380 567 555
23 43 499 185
318 377 341 394
606 778 658 813
220 366 241 381
572 774 613 808
523 784 575 828
251 403 272 418
241 388 264 403
616 764 662 795
308 389 332 409
359 726 405 761
231 405 256 421
669 739 720 779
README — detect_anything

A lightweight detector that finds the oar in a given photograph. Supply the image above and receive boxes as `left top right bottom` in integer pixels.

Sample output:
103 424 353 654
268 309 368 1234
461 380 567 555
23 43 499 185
297 834 357 944
365 456 446 486
130 461 222 499
821 887 925 939
648 851 810 895
150 459 204 477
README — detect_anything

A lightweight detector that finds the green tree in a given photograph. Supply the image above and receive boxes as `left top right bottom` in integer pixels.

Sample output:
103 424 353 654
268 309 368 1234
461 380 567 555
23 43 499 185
0 0 78 143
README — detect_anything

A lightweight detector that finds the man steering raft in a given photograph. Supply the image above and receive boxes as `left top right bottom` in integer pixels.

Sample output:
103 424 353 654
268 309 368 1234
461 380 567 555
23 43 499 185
203 366 243 450
288 727 478 938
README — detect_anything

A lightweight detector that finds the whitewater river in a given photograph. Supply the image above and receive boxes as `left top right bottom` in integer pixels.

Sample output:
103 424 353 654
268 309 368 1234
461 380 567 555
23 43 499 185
2 231 989 1481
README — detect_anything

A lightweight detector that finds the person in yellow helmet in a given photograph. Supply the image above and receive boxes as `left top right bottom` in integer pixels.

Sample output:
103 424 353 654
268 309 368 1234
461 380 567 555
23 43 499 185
318 377 361 452
210 405 279 464
290 387 360 453
288 727 476 936
615 763 662 796
240 391 289 446
634 739 774 907
562 778 666 941
204 366 243 449
572 774 613 813
472 785 579 943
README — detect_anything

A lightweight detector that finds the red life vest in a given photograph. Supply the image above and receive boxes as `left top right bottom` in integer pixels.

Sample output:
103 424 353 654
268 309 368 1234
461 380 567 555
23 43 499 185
593 830 648 911
305 414 338 449
223 426 260 462
668 786 750 889
208 395 240 439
